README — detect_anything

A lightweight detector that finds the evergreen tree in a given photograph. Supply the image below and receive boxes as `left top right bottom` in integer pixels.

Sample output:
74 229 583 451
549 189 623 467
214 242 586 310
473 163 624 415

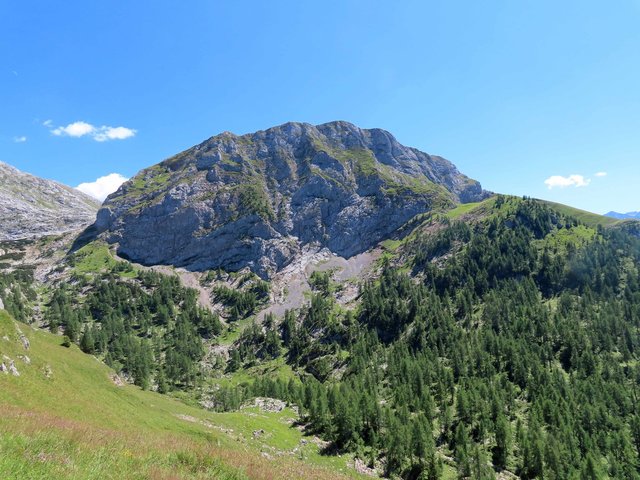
493 413 510 470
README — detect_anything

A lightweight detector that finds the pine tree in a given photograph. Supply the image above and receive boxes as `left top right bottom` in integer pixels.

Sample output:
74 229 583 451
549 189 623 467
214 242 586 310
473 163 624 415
80 326 95 354
156 367 170 394
493 413 510 470
520 426 544 479
228 349 241 372
454 423 471 479
580 453 601 480
470 444 495 480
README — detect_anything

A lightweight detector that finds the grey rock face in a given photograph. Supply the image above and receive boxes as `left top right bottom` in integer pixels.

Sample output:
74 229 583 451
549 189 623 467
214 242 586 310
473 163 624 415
94 121 489 278
0 162 100 240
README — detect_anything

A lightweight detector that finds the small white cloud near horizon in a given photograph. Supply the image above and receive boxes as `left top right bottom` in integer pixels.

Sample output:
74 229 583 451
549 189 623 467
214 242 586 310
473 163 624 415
76 173 128 201
47 120 136 142
544 174 591 189
595 171 607 177
13 136 27 143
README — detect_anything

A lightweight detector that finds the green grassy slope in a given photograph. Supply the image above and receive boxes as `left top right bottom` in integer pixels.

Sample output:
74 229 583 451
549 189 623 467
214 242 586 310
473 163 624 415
537 199 620 227
444 200 487 220
442 196 620 229
0 310 363 480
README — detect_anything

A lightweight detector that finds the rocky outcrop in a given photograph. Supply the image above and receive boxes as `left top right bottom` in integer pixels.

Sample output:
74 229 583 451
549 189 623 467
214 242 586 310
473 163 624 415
93 121 489 278
0 162 101 240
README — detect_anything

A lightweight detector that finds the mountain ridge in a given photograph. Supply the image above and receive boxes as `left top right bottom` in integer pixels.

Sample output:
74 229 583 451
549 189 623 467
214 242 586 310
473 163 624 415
605 210 640 220
0 161 100 241
91 121 489 278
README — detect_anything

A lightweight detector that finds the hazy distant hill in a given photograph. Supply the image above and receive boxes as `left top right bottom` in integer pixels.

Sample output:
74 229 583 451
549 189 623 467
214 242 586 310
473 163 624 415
605 210 640 220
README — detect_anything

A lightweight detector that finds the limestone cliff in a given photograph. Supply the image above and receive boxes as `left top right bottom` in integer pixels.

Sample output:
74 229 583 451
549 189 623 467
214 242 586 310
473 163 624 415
93 121 489 277
0 162 100 240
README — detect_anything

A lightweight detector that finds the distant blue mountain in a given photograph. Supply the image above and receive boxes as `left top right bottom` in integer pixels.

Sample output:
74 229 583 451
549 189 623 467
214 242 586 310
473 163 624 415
605 211 640 219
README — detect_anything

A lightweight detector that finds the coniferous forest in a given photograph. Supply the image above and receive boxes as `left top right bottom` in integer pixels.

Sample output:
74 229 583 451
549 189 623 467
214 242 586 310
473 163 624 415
2 196 640 479
224 197 640 479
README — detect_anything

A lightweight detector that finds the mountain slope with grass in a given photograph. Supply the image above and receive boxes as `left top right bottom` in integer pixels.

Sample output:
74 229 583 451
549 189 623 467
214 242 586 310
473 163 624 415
21 194 639 479
538 199 621 227
0 308 367 480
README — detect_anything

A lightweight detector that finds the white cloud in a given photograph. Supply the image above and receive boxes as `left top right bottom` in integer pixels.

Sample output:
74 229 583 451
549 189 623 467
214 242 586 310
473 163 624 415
544 174 591 189
52 121 96 138
595 171 607 177
47 120 136 142
76 173 128 201
93 126 136 142
13 136 27 143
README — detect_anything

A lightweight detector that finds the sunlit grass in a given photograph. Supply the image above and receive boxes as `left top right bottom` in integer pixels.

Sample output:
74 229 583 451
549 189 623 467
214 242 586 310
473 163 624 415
445 201 483 219
538 200 620 227
0 310 361 479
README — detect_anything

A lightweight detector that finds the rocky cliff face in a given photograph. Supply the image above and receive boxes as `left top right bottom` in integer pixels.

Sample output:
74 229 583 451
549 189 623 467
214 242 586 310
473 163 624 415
94 121 489 277
0 162 101 240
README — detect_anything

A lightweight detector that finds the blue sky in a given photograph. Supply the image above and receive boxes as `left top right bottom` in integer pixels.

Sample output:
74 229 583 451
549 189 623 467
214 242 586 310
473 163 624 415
1 1 639 212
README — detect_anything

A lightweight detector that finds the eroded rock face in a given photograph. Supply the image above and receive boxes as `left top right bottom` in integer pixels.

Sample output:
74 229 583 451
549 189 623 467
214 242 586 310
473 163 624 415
93 121 489 278
0 162 100 240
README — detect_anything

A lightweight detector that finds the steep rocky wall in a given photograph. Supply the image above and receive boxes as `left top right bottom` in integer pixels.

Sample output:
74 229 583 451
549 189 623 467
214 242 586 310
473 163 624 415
93 121 489 278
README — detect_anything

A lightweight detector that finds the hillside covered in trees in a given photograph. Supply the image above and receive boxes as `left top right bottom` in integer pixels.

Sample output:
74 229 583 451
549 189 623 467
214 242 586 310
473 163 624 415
2 196 640 479
215 197 640 479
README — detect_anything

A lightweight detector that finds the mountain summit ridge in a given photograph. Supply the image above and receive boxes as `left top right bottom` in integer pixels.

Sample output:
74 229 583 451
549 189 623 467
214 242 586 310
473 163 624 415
92 121 489 277
0 161 100 241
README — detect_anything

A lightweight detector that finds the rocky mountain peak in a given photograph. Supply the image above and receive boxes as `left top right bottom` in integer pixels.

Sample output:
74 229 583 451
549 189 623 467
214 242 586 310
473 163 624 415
0 162 101 241
92 121 489 278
